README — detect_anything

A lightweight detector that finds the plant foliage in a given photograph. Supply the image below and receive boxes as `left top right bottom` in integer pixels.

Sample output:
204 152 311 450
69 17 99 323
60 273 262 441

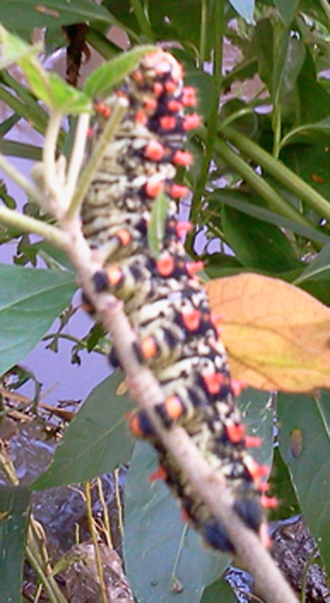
1 0 330 601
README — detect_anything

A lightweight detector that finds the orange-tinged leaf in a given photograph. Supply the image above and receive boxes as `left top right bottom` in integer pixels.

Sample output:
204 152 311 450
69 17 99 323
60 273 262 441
206 273 330 392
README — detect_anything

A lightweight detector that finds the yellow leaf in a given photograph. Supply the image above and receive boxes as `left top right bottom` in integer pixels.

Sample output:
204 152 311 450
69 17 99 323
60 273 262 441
206 273 330 392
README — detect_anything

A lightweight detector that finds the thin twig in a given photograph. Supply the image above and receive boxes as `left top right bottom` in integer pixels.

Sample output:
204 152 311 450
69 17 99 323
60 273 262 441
26 524 68 603
42 111 64 206
114 467 123 538
84 481 108 603
64 113 90 204
0 154 45 206
66 98 128 218
96 476 114 549
0 204 70 250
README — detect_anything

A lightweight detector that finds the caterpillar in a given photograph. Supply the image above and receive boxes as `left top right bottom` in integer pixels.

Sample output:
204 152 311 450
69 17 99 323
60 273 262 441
81 49 272 553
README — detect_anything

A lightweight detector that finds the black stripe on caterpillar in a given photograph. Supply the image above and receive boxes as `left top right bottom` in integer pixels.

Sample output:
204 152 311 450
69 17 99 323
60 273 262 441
81 49 274 553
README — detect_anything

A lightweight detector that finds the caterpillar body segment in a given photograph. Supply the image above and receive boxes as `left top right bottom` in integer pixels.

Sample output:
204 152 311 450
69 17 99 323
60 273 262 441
82 49 270 553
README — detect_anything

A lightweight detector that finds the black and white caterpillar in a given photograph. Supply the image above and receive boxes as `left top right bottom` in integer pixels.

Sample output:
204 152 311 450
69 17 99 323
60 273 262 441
81 49 272 552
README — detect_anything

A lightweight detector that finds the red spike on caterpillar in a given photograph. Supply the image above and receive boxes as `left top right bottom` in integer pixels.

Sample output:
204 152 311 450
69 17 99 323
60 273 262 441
144 140 166 161
230 378 247 397
226 422 246 444
81 49 268 553
245 435 262 448
183 114 201 130
175 221 193 238
172 150 192 166
149 465 167 482
186 260 204 275
170 184 189 198
182 86 197 107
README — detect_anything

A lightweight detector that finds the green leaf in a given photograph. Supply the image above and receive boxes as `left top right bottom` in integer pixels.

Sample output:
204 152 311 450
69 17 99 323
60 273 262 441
274 0 300 25
148 191 170 259
221 205 300 273
280 143 330 208
148 0 202 49
278 391 330 572
32 373 135 489
0 0 113 38
19 58 92 113
208 190 330 246
238 388 274 469
0 139 42 160
268 447 300 521
124 442 226 603
296 48 330 125
251 19 274 92
0 486 31 603
0 24 40 68
201 577 237 603
0 26 91 113
228 0 255 24
272 32 305 104
0 265 76 377
294 242 330 286
84 45 156 98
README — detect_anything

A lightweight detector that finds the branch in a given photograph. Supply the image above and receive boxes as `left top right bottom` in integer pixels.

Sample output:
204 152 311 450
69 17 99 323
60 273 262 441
0 204 70 250
66 98 128 218
58 217 298 603
0 154 46 206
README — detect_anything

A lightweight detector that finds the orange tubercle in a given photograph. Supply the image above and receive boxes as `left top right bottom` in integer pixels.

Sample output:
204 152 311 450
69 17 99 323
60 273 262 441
144 96 158 112
94 101 112 118
183 114 200 130
230 378 246 397
139 336 158 360
186 261 204 276
167 99 182 112
182 86 197 107
173 150 192 166
157 254 175 277
144 140 165 161
135 109 148 124
164 80 178 93
176 221 193 238
181 309 201 331
153 82 163 96
202 372 224 395
115 228 131 247
170 184 189 198
226 422 246 443
245 457 269 483
105 266 123 287
145 178 164 198
261 495 278 509
129 414 144 438
149 465 167 482
164 395 185 420
160 115 177 130
245 435 262 448
259 482 270 493
181 508 191 522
